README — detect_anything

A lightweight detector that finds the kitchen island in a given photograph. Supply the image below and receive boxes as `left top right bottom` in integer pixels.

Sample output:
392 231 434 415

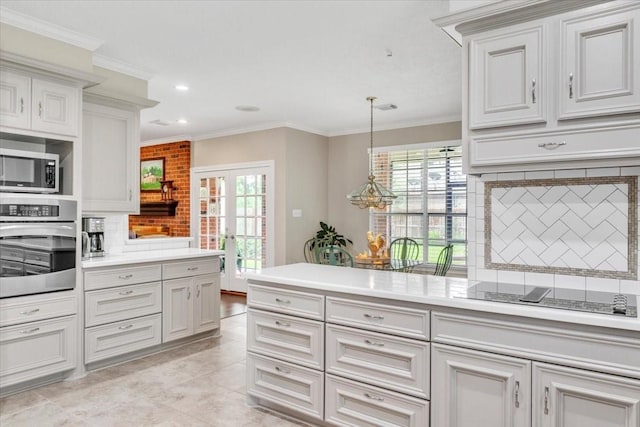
244 263 640 427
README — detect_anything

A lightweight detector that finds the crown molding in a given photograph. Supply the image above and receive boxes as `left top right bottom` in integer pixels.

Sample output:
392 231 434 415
0 6 103 51
327 114 462 137
192 121 329 141
141 135 193 147
92 53 155 81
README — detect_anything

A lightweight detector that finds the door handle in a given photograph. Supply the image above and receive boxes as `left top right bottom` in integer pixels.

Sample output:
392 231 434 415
531 79 536 104
544 386 550 415
514 381 520 408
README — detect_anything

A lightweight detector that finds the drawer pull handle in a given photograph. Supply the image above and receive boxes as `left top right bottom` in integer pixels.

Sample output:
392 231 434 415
118 274 133 280
364 339 385 347
364 393 384 401
544 386 549 415
568 73 574 99
187 267 199 271
275 320 290 327
274 366 291 374
20 308 40 315
275 298 291 304
20 328 40 334
363 313 384 320
538 141 566 150
118 290 134 296
119 324 134 330
531 78 536 104
514 380 520 408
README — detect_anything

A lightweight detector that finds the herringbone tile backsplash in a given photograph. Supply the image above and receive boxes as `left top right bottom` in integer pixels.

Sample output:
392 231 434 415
486 176 637 279
466 168 640 294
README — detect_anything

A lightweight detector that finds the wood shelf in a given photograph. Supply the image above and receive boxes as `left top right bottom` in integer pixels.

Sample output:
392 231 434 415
139 200 179 216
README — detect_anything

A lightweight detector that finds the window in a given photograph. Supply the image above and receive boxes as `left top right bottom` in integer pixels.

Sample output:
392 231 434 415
369 143 467 267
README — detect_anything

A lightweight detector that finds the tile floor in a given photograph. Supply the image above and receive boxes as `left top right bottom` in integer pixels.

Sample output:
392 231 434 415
0 313 310 427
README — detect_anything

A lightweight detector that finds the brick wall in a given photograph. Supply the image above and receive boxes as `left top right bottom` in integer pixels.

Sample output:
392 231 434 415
129 141 191 237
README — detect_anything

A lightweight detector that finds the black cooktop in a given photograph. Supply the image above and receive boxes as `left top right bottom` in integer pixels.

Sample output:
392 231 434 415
465 282 637 318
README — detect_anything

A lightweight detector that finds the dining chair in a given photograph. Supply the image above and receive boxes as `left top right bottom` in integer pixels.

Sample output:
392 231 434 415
433 244 454 276
304 238 319 263
389 237 420 272
315 245 354 267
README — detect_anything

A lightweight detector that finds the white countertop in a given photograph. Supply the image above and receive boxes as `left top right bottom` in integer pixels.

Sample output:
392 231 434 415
245 263 640 332
82 248 223 269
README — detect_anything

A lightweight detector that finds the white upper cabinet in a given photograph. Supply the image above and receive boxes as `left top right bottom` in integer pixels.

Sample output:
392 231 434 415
444 0 640 174
469 23 546 129
82 99 138 213
0 68 80 137
559 4 640 119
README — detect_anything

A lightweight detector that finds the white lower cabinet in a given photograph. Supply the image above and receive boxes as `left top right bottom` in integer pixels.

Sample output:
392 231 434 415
533 363 640 427
247 352 324 420
431 343 531 427
85 314 161 364
0 315 77 388
325 374 429 427
431 343 640 427
162 258 221 342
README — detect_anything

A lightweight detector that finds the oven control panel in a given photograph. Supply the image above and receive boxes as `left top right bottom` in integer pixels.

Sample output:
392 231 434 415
0 204 60 217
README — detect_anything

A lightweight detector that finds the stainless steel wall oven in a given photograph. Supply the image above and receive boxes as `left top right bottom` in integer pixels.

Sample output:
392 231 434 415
0 194 76 298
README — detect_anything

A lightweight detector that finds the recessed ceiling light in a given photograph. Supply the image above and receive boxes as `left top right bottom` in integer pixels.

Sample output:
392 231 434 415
175 85 189 91
235 105 260 112
177 119 188 124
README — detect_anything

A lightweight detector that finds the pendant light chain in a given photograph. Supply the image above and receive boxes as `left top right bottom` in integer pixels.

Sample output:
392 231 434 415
346 96 397 209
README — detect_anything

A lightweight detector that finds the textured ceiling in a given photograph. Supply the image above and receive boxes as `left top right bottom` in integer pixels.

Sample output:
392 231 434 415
1 1 462 142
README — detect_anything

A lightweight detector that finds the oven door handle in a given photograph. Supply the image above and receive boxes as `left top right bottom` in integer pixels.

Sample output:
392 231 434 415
0 223 76 239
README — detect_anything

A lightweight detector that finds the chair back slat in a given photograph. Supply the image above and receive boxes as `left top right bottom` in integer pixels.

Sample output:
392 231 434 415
315 245 353 267
434 244 454 276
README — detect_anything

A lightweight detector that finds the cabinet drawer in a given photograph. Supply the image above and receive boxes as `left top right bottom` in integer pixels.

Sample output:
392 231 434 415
162 257 219 280
0 315 77 388
85 282 162 327
247 352 324 421
85 313 161 364
326 324 430 399
470 124 640 167
247 283 324 320
247 309 324 370
326 297 430 340
325 374 429 427
84 264 161 291
0 294 76 327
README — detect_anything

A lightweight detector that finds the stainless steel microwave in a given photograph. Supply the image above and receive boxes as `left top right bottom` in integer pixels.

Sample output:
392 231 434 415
0 148 59 193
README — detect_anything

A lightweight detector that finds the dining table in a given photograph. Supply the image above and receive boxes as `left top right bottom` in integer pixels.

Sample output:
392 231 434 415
353 256 421 272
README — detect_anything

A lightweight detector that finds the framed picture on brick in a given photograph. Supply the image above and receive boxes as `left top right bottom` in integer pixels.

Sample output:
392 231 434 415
140 157 165 191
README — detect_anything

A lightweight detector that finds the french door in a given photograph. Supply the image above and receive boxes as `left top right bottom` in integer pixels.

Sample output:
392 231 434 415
191 162 274 293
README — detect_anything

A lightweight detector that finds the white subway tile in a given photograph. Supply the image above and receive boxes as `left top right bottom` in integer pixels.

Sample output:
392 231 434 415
497 270 525 284
476 268 498 282
586 277 620 293
467 268 477 280
525 171 554 180
524 272 554 287
555 169 585 179
620 280 640 296
554 274 586 291
621 166 640 176
586 167 620 177
467 192 476 214
480 173 497 182
498 172 525 181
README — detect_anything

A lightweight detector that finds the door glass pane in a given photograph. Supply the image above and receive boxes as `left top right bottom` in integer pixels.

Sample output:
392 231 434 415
234 173 268 275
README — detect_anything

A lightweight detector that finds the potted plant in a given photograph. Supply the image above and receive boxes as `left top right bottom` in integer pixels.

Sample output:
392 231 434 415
311 221 353 250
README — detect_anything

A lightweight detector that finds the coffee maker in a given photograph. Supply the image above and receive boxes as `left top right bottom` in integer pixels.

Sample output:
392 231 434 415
82 217 105 259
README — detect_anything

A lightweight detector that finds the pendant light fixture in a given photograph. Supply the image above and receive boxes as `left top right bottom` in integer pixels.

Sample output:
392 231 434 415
346 96 397 209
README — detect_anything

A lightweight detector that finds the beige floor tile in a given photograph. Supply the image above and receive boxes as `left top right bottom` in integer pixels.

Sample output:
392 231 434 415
0 389 47 417
0 401 91 427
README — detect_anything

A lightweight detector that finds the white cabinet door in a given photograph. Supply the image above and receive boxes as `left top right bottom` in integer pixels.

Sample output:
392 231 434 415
431 343 531 427
193 274 220 334
82 101 138 213
0 315 76 388
31 78 79 136
533 363 640 427
469 23 546 129
0 69 31 129
162 278 193 342
559 4 640 119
